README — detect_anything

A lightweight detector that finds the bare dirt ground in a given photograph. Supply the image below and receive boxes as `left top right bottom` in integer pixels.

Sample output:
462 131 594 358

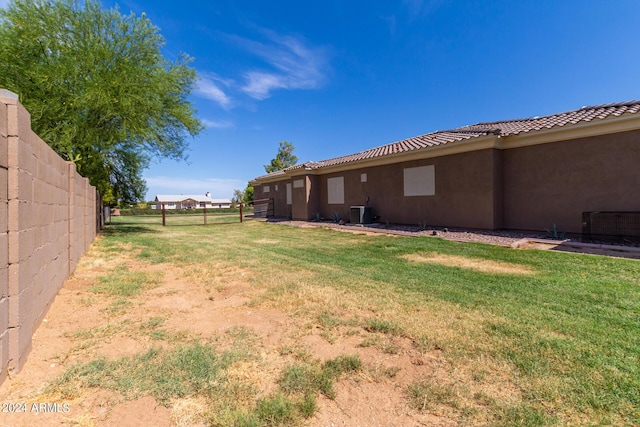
0 240 459 427
1 223 637 427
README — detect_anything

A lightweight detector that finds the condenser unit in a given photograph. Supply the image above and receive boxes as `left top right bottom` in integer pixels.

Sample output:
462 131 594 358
350 206 373 224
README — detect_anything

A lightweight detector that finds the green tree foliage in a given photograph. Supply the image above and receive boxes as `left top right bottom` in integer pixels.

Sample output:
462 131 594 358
231 184 253 206
243 184 254 204
264 141 298 173
0 0 203 203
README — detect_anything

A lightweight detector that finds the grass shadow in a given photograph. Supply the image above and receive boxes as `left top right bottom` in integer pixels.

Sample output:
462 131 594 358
101 224 157 235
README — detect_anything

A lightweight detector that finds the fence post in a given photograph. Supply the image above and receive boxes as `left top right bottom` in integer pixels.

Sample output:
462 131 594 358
203 206 207 225
162 203 166 226
240 203 243 223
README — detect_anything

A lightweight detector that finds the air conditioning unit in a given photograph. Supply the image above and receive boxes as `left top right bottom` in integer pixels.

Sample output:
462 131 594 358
350 206 373 224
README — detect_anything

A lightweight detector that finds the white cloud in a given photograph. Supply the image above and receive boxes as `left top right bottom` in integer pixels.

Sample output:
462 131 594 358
235 30 329 100
402 0 447 19
196 30 330 104
195 74 231 108
145 176 247 199
241 72 287 100
202 118 234 129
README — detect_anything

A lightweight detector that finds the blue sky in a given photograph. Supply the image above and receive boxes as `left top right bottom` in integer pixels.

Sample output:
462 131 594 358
4 1 640 200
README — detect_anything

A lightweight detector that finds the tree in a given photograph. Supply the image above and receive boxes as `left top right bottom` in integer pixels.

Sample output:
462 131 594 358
264 141 298 173
243 184 254 205
231 184 253 206
231 189 244 207
0 0 203 203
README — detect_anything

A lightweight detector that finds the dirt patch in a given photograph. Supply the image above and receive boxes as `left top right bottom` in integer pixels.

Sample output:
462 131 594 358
310 380 457 427
0 251 464 427
401 252 535 275
96 395 171 427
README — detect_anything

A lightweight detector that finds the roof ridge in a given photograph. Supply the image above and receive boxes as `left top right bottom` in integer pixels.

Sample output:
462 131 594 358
464 100 640 128
440 128 501 135
251 100 640 182
579 100 640 109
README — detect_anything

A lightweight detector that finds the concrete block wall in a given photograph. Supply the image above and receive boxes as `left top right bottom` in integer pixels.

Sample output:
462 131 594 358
0 89 97 383
0 94 9 385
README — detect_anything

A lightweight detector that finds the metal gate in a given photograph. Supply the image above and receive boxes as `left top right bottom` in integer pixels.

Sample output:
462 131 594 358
582 211 640 242
253 198 274 218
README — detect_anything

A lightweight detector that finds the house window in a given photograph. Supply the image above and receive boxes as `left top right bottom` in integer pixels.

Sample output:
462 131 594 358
293 179 304 188
286 183 292 205
263 185 270 193
404 165 435 196
275 184 279 191
361 173 367 183
327 176 344 204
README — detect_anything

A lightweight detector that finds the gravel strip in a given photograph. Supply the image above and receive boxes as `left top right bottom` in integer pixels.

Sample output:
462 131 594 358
257 219 640 260
266 219 550 247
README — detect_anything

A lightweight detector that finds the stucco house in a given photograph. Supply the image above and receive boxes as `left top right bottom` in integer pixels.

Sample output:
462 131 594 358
250 102 640 237
154 194 232 209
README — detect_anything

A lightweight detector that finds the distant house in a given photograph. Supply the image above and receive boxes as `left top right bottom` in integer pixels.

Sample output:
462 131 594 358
250 102 640 236
154 194 232 209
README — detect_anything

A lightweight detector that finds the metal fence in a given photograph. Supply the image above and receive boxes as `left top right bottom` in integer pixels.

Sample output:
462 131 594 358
582 211 640 243
253 198 274 218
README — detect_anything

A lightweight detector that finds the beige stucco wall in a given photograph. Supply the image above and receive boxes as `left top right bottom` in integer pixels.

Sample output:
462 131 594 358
502 129 640 233
255 181 293 218
252 122 639 235
316 149 502 228
254 150 502 227
0 91 98 384
291 176 320 221
255 175 321 221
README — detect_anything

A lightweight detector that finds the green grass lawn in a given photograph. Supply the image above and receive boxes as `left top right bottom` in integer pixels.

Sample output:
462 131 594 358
67 221 640 425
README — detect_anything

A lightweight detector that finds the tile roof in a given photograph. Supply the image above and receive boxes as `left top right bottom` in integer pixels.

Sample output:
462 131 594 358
458 101 640 136
252 101 640 182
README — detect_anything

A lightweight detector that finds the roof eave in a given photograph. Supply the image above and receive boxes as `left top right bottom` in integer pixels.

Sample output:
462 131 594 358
250 108 640 184
249 175 286 185
497 111 640 148
251 135 499 183
315 134 500 175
